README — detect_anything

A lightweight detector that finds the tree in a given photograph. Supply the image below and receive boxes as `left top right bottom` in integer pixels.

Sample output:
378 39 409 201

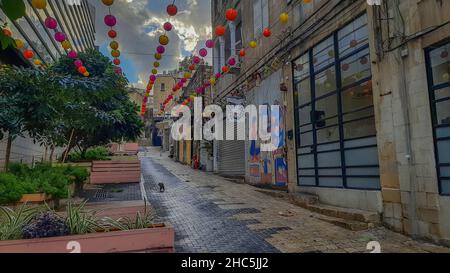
0 0 26 49
49 49 144 159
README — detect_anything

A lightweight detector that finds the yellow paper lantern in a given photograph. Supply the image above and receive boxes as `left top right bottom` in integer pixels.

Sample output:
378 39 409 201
249 41 257 48
159 35 169 46
280 12 289 24
111 49 121 58
31 0 47 9
15 39 24 49
33 59 42 66
110 41 119 50
61 40 71 50
102 0 114 6
184 72 192 79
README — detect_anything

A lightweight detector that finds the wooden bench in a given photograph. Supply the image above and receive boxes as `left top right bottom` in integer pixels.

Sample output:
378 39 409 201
90 160 141 185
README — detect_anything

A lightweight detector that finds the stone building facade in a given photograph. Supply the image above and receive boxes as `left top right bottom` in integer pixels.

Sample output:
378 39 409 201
211 0 450 245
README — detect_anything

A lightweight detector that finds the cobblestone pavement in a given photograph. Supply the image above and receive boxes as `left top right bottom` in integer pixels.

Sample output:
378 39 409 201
140 147 450 253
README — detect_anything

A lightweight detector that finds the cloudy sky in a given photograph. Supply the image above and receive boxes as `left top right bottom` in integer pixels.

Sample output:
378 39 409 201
92 0 212 88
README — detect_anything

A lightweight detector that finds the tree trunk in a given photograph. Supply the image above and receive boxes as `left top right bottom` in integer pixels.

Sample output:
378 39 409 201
49 145 55 163
4 135 13 171
62 129 75 164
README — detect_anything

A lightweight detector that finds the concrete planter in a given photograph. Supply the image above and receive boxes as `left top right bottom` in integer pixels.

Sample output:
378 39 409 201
0 224 174 253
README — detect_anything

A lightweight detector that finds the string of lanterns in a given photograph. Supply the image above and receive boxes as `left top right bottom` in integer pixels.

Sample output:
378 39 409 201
140 2 178 116
1 27 43 67
101 0 123 76
30 0 90 76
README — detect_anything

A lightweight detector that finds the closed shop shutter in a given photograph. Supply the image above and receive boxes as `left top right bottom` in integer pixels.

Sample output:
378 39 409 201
217 119 245 177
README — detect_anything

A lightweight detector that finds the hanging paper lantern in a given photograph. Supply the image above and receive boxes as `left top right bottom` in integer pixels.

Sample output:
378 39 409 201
108 30 117 38
68 50 77 59
83 72 90 77
225 8 238 22
154 61 160 68
164 22 173 32
23 50 34 59
222 66 230 73
54 32 66 42
441 50 449 59
110 41 119 50
328 50 335 58
104 15 117 27
199 48 208 57
209 78 216 85
113 59 121 65
181 78 187 83
157 45 165 54
167 4 178 16
44 17 57 29
350 39 358 48
78 66 87 74
31 0 47 9
443 73 450 81
15 39 24 49
342 63 350 71
184 72 192 79
150 75 156 82
152 69 158 75
189 64 196 71
215 72 221 79
102 0 114 6
115 67 122 75
228 57 236 66
193 56 201 64
111 49 120 58
263 28 271 38
206 40 214 49
280 12 289 24
215 25 226 37
159 35 169 46
249 41 257 48
74 60 83 67
239 49 246 57
155 53 162 60
61 40 71 50
360 56 368 65
2 29 12 37
33 59 42 66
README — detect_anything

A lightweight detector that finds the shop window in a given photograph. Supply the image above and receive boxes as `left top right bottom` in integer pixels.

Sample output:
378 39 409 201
293 14 379 190
425 41 450 195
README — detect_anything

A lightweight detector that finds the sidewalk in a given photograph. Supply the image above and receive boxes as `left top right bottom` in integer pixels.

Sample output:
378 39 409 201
139 147 450 253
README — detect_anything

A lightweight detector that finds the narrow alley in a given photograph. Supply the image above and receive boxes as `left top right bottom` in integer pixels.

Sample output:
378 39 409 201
139 147 450 253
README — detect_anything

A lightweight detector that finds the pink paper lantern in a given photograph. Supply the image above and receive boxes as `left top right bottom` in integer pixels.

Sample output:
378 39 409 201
215 72 221 79
199 48 208 57
104 15 117 27
228 57 236 66
115 67 123 75
68 51 77 59
163 22 173 31
74 60 83 67
193 56 201 64
44 17 58 30
150 75 156 82
157 46 165 54
205 40 214 49
54 32 66 42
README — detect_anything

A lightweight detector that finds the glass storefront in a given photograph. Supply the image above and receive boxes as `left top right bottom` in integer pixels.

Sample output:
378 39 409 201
425 41 450 195
293 14 380 190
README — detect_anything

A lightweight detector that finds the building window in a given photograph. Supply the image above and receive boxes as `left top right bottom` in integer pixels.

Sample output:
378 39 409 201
161 83 166 92
425 41 450 195
253 0 269 38
293 14 380 190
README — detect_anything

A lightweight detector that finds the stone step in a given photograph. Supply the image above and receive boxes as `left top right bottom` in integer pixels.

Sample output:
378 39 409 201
288 192 319 207
307 203 381 224
313 214 373 231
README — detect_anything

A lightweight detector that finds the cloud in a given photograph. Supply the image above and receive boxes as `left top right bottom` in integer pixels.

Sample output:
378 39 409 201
92 0 212 88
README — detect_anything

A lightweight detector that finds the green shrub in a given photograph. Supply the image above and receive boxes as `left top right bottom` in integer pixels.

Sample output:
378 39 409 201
64 166 89 184
68 146 110 162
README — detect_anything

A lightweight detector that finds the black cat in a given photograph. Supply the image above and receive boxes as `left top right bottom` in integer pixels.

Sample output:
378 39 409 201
158 183 165 193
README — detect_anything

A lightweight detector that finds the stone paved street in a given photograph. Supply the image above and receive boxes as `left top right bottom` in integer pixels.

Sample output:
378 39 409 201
139 147 450 253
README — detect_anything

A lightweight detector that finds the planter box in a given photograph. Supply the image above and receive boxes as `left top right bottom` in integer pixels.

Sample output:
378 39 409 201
0 224 174 253
90 160 141 184
19 193 51 204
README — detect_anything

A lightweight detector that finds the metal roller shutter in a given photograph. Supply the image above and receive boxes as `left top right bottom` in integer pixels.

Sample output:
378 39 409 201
217 119 245 177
